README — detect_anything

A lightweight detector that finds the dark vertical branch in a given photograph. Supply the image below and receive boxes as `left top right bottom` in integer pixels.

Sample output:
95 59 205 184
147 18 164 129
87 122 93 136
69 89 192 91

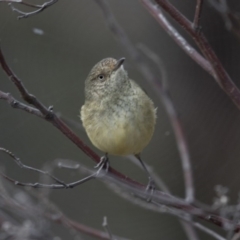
193 0 203 30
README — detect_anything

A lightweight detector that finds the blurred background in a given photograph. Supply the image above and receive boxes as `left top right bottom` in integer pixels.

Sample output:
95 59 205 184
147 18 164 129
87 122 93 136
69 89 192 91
0 0 240 239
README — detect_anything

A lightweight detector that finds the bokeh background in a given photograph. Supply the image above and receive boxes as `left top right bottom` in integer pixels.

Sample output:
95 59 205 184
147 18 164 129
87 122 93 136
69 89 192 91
1 0 240 239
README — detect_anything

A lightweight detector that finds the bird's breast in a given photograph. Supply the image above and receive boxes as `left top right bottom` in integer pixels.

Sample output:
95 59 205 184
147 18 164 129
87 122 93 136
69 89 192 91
81 95 156 156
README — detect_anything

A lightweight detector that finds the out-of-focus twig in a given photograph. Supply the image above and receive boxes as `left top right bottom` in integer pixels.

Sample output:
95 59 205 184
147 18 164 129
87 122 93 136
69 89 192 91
166 205 226 240
232 232 240 240
49 213 130 240
102 216 114 240
193 0 203 30
208 0 240 41
0 180 131 240
0 0 58 19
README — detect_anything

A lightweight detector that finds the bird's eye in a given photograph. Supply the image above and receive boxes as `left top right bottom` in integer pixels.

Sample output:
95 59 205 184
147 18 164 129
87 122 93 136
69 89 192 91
97 74 105 80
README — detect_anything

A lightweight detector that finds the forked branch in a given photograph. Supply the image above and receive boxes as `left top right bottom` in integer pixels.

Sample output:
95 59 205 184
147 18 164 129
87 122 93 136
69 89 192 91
141 0 240 110
0 0 58 19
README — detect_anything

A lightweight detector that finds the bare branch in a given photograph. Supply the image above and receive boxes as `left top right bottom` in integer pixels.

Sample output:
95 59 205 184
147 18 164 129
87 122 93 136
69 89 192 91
1 149 239 234
0 147 97 189
232 232 240 240
0 169 96 189
194 222 226 240
163 204 226 240
49 213 130 240
0 181 131 240
142 0 240 110
102 216 114 240
0 90 43 118
0 0 42 8
0 147 68 187
0 0 58 19
193 0 203 30
0 48 52 117
140 1 213 76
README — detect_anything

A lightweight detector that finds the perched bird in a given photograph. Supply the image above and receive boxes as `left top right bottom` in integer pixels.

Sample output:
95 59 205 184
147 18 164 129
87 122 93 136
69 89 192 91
81 58 156 188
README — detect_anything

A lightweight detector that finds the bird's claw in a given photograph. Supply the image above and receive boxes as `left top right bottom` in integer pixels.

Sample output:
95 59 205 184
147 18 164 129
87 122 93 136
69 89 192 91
94 155 109 175
146 178 156 202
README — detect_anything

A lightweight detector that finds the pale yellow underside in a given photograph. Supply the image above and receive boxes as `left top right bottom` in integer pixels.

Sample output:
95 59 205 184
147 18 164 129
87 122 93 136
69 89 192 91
81 81 156 156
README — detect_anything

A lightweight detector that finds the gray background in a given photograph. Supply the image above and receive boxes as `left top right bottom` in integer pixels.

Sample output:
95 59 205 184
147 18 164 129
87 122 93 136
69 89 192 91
0 0 240 239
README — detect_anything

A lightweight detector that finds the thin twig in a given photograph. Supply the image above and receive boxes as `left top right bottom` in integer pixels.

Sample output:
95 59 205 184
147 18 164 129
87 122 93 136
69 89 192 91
0 0 41 8
194 222 226 240
193 0 203 30
0 48 52 116
162 204 226 240
102 216 114 240
49 213 130 240
0 170 96 189
0 0 58 19
0 147 96 189
0 147 67 187
0 90 43 118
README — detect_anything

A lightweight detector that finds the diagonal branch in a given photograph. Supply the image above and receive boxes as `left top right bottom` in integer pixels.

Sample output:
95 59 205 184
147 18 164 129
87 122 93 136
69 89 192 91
0 146 239 233
0 0 40 8
0 0 58 19
0 90 43 118
142 0 240 110
140 1 213 76
0 147 68 187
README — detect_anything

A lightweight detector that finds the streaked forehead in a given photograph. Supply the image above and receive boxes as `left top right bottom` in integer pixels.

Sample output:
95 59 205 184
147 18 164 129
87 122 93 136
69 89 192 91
92 58 117 72
87 58 118 81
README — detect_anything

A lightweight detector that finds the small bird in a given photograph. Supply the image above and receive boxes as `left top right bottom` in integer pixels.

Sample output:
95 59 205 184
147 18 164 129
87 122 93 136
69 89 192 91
81 58 156 188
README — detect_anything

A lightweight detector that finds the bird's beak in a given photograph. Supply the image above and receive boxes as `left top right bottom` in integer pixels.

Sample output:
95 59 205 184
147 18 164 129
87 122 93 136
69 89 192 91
113 58 125 71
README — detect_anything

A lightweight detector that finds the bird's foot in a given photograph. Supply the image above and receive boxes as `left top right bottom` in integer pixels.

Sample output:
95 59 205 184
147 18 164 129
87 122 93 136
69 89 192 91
145 177 156 202
94 154 109 175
